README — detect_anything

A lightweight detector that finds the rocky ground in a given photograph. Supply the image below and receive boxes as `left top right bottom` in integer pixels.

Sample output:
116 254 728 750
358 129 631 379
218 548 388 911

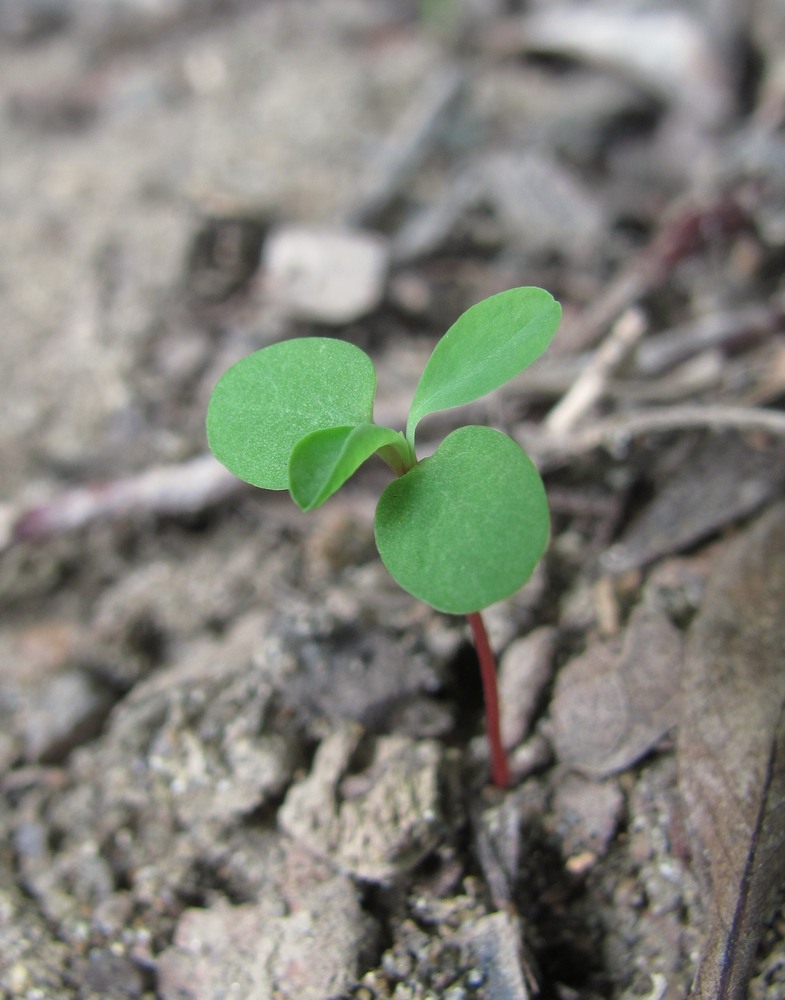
2 1 785 998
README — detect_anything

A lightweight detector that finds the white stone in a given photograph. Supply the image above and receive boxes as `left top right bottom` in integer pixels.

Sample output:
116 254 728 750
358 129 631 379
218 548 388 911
262 225 389 325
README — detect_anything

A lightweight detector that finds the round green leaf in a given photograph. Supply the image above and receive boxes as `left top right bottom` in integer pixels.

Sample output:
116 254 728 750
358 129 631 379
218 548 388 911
407 287 561 443
375 425 549 614
206 338 376 490
289 423 405 511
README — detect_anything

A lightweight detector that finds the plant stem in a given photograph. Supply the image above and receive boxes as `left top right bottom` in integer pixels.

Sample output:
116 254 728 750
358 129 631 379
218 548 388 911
467 610 509 789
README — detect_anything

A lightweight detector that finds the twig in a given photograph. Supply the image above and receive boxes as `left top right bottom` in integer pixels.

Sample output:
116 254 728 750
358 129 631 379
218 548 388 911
7 406 784 551
525 404 785 470
544 307 647 435
2 454 240 550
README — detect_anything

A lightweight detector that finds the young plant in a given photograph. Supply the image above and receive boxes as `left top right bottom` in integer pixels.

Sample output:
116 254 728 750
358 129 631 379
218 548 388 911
207 287 561 787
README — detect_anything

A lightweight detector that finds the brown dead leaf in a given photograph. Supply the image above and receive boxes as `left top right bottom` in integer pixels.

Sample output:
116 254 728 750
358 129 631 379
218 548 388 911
678 501 785 999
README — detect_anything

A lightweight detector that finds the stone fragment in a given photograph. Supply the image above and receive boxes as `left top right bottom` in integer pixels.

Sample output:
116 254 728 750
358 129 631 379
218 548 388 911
279 725 451 882
0 859 73 999
22 670 114 764
262 225 389 324
111 628 300 828
458 911 533 1000
498 626 557 749
553 771 624 858
551 602 683 777
272 598 444 735
0 620 91 767
157 868 374 1000
81 950 144 998
509 731 552 782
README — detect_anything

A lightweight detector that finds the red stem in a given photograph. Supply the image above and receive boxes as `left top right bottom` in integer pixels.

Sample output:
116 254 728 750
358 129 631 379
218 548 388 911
467 610 509 789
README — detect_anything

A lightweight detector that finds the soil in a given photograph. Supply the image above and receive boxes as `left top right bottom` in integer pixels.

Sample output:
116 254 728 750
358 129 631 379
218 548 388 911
2 2 785 999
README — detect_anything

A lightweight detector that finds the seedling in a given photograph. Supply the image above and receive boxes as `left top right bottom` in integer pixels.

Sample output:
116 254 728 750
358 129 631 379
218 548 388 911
207 287 561 787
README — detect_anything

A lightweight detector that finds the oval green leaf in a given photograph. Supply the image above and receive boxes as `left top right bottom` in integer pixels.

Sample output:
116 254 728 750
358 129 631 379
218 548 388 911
289 423 405 511
406 287 561 443
206 338 376 490
375 425 550 614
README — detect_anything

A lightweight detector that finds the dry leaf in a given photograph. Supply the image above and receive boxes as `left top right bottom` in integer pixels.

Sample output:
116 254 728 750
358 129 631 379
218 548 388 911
678 501 785 999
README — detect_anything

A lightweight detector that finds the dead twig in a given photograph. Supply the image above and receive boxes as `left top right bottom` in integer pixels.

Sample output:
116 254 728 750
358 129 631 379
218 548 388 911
527 404 785 470
544 307 647 435
7 405 785 550
2 454 240 550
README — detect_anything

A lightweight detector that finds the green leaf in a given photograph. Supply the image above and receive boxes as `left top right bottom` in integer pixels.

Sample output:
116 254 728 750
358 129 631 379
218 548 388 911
406 286 561 443
206 338 376 490
289 423 405 511
375 425 549 614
